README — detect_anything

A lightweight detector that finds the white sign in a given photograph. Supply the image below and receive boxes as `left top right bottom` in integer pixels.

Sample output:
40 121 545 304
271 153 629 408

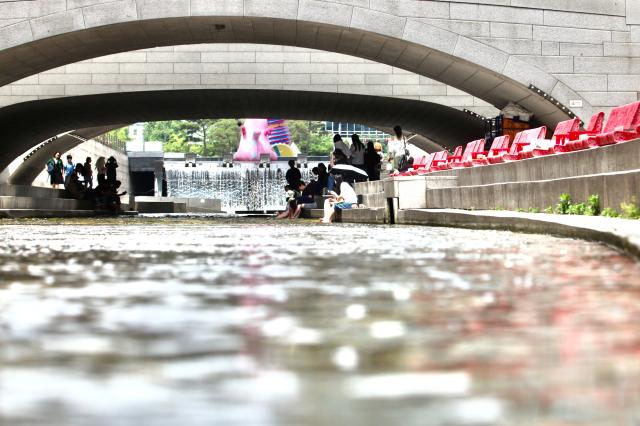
569 99 583 108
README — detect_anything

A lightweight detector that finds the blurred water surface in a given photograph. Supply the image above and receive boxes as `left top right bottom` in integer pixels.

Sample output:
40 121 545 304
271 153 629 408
1 217 640 425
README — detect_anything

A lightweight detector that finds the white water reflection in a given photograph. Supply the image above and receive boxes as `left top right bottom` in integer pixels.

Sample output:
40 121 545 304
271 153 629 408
1 217 640 425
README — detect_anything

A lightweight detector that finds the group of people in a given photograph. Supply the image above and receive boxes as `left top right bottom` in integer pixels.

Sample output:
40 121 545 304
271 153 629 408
46 152 126 213
277 160 329 220
331 133 383 181
277 159 361 223
332 126 411 176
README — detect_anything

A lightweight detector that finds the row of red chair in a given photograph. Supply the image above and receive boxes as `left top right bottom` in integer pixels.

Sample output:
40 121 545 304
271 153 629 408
395 101 640 177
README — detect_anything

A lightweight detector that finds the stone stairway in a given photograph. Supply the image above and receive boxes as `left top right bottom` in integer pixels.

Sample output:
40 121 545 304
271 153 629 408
0 184 97 217
302 180 389 223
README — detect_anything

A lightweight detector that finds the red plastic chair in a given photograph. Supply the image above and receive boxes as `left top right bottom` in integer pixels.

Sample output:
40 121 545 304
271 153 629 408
556 112 605 153
416 153 436 175
449 139 485 168
532 118 581 157
411 156 427 170
564 103 640 151
427 150 448 172
436 146 463 171
502 127 547 161
472 136 511 166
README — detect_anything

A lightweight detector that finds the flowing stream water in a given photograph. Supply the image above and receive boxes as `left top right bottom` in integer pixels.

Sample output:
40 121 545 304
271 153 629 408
165 162 314 211
1 217 639 425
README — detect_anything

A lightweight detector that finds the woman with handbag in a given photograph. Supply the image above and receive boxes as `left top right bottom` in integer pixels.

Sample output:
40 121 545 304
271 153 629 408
387 125 408 171
46 152 64 189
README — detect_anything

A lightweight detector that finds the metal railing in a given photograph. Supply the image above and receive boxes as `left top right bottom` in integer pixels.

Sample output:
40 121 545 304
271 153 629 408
94 133 127 153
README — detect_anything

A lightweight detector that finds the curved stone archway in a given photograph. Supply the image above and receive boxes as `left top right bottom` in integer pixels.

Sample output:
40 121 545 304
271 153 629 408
0 4 585 128
0 89 487 178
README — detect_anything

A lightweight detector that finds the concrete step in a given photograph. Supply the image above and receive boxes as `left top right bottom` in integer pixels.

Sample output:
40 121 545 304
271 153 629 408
302 207 387 223
426 169 640 211
0 184 71 199
135 200 187 214
134 196 222 213
354 180 384 195
0 209 100 218
0 196 93 210
359 192 387 209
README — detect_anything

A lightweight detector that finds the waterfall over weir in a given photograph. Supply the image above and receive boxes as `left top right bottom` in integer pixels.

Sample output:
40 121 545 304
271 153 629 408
165 161 313 212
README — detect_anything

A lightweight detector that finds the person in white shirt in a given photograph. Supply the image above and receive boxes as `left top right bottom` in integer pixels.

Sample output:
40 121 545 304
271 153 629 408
387 125 406 170
320 175 358 223
349 133 366 171
332 134 350 164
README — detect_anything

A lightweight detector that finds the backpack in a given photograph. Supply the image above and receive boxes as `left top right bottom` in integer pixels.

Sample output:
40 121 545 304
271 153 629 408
397 149 411 172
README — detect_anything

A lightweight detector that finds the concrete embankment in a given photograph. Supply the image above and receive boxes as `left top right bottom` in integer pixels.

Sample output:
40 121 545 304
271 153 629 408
398 209 640 260
335 140 640 258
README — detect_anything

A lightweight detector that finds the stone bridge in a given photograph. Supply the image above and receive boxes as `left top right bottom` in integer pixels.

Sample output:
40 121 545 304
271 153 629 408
0 0 639 178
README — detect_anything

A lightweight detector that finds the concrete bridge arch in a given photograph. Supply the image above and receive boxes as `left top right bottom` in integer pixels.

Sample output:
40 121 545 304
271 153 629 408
0 88 488 182
0 0 587 127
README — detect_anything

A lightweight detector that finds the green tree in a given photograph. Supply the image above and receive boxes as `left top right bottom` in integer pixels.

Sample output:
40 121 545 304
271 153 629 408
105 126 131 142
208 119 241 156
288 120 333 155
178 119 218 156
144 121 186 143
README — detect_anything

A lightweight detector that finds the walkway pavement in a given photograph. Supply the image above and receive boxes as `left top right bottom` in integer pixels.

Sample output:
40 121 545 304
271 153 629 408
399 209 640 259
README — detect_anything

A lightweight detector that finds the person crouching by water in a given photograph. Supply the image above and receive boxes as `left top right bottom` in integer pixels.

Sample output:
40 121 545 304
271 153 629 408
292 180 320 219
95 180 127 214
64 163 92 200
276 185 298 219
320 174 358 223
46 152 64 189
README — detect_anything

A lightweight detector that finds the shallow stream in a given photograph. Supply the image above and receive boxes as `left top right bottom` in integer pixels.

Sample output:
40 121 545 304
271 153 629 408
1 217 639 425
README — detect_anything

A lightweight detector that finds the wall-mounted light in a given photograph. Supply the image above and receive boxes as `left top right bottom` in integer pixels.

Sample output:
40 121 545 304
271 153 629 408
528 84 580 121
462 108 489 121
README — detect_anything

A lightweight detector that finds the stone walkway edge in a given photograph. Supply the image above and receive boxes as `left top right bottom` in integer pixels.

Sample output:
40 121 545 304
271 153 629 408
397 209 640 261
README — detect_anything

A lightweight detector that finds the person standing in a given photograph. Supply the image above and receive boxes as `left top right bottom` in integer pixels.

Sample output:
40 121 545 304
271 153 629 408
364 141 381 181
332 134 350 164
106 156 118 184
349 133 365 171
387 125 407 171
46 152 64 189
63 154 75 184
83 157 93 189
285 159 301 188
95 156 106 185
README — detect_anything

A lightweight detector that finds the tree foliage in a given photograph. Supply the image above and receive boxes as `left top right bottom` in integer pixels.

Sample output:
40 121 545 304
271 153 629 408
287 120 333 155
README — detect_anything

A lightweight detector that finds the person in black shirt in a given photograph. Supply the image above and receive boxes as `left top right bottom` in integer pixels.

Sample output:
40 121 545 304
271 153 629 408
364 140 381 181
317 163 329 189
292 180 319 219
285 160 301 187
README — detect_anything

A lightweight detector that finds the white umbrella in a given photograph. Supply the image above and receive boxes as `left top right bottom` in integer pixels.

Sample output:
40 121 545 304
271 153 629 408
330 164 369 182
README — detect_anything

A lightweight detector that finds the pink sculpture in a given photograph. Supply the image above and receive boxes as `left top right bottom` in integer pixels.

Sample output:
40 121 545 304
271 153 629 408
233 119 278 162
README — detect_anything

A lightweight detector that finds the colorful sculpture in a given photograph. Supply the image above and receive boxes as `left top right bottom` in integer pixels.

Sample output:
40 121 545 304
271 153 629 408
234 118 299 161
233 119 278 162
266 119 291 145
